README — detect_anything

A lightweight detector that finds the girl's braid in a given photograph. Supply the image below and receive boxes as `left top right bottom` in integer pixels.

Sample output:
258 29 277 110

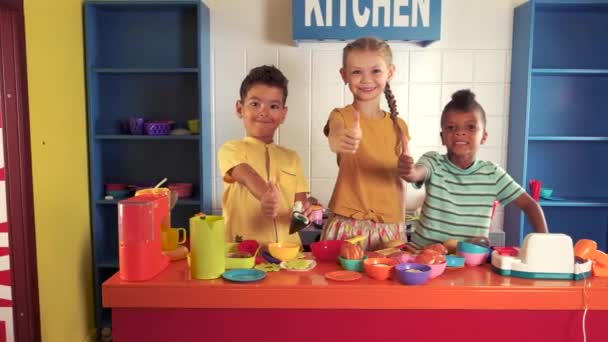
384 82 405 155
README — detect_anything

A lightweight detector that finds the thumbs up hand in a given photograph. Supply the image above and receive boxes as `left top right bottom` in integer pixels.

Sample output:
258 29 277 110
260 182 280 218
330 110 362 154
398 132 415 180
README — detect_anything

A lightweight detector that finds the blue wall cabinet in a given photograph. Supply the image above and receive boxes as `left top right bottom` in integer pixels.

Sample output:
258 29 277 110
84 0 212 329
506 0 608 249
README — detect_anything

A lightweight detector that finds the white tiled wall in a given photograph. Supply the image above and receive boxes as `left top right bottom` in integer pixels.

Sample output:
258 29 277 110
207 0 519 224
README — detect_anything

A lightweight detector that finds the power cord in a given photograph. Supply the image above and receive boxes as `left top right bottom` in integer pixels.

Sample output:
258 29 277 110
581 273 591 342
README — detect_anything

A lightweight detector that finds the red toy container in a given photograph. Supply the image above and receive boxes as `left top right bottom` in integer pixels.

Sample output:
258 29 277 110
310 240 344 262
118 194 169 281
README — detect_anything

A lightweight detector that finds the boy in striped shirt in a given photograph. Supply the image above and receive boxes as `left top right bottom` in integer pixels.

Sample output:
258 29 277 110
399 89 548 249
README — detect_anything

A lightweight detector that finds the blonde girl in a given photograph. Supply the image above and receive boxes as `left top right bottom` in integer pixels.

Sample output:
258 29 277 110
321 37 413 251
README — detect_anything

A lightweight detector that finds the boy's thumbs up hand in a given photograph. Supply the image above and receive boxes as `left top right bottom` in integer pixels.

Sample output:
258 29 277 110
398 132 414 178
336 110 362 154
261 182 280 218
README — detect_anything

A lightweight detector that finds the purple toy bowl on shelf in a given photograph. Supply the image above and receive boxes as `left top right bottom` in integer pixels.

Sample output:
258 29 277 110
144 121 172 136
128 117 145 135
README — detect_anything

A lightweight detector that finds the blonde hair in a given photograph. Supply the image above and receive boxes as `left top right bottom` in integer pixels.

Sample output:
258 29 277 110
325 37 405 155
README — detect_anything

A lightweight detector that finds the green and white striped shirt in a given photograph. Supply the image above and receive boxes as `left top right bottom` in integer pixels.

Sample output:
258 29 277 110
409 151 524 248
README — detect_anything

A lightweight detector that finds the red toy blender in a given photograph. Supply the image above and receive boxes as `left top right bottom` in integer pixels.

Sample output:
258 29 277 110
118 193 170 281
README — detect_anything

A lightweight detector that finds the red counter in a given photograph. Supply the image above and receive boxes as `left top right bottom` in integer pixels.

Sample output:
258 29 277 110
103 258 608 342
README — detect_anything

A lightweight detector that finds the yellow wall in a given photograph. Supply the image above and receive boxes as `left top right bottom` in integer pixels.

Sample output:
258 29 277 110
24 0 94 341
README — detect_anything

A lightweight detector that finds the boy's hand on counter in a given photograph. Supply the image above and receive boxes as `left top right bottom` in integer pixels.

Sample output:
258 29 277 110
261 182 280 218
330 110 362 154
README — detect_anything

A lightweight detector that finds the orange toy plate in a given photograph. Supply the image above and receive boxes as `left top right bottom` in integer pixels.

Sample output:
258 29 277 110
325 270 362 282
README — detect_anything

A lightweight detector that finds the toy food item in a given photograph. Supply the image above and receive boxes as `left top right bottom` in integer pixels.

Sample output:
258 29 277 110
228 251 252 258
443 239 459 254
415 252 436 265
284 259 313 270
237 240 259 255
415 248 445 265
254 263 280 272
384 239 406 249
163 245 189 261
341 240 364 260
434 253 446 264
373 247 401 256
341 242 364 260
388 251 413 264
424 243 448 255
470 236 490 248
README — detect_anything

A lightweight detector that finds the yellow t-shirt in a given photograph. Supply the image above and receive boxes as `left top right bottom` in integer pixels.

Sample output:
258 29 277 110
328 105 411 223
218 136 310 246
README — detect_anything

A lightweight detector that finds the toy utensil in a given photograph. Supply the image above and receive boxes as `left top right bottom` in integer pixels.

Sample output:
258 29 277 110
289 201 311 234
154 177 168 188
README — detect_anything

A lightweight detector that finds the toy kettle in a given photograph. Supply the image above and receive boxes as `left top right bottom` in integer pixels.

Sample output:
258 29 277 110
189 214 225 279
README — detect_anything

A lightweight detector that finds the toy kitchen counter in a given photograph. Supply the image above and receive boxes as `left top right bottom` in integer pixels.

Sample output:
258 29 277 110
103 259 608 342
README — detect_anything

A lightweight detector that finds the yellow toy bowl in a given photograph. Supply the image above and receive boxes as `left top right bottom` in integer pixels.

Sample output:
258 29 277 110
268 242 300 261
225 242 259 269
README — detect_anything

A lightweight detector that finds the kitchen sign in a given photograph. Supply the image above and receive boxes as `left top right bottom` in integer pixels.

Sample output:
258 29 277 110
292 0 441 44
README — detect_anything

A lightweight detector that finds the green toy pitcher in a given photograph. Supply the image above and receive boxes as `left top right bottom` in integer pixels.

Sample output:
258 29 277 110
190 214 225 279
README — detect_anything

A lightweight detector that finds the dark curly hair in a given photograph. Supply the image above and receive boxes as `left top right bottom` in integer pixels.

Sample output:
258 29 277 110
441 89 487 128
239 65 289 105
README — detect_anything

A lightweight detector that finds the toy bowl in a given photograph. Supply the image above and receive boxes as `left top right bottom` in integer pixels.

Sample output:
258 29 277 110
339 255 368 272
458 241 490 254
395 263 431 285
540 187 553 199
268 242 300 261
427 262 447 279
446 255 465 267
225 242 259 269
310 240 344 262
457 250 489 266
168 183 193 198
105 183 128 191
105 189 131 199
363 257 397 280
144 121 172 136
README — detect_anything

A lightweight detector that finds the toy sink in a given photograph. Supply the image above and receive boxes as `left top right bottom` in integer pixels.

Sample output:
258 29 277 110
491 233 592 280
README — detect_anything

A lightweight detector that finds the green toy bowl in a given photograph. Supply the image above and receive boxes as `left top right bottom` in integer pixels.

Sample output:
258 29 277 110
339 255 368 272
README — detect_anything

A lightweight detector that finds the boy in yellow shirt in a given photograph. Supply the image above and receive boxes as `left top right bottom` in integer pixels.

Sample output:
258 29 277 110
218 65 313 246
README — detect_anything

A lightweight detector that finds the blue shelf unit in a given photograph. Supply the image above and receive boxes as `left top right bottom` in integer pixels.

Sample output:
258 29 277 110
83 0 212 330
506 0 608 249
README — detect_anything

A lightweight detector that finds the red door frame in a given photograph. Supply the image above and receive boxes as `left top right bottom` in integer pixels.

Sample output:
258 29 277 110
0 0 41 341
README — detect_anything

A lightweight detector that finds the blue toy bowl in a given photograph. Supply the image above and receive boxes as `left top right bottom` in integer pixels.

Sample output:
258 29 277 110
458 241 489 254
446 255 465 267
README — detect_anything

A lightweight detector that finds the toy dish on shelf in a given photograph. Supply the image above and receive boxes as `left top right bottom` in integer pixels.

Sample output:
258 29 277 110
168 183 193 198
144 121 172 136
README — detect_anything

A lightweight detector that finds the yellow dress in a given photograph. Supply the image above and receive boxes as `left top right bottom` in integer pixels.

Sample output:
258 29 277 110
321 105 411 250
